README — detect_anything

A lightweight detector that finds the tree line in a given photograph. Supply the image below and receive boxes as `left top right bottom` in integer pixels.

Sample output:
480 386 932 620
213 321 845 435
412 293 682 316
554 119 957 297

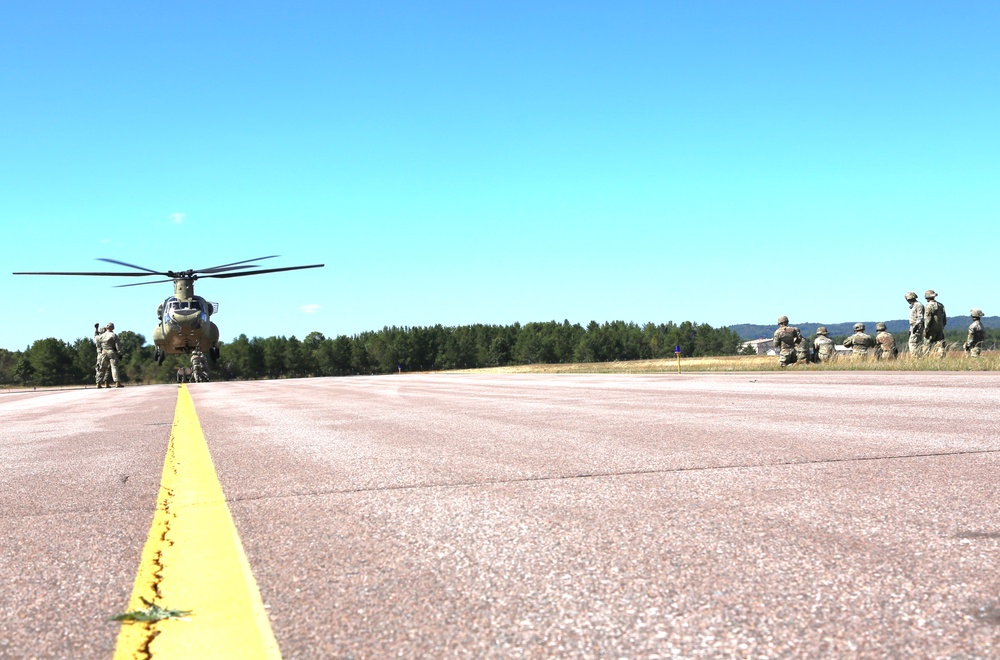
1 320 743 386
8 321 995 387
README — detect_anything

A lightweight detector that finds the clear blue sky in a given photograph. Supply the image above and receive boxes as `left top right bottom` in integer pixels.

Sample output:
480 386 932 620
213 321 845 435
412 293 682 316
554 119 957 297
3 2 998 351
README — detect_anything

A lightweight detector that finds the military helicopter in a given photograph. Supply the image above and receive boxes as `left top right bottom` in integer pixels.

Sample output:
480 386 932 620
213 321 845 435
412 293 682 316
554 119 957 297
14 256 324 364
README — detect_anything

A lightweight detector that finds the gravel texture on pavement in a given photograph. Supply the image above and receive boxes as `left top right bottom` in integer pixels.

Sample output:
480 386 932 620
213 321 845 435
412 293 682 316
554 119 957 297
1 386 173 658
190 373 999 659
2 373 998 659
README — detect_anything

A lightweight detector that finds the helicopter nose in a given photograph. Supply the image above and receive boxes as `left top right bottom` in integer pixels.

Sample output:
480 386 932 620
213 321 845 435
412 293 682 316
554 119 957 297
169 310 201 326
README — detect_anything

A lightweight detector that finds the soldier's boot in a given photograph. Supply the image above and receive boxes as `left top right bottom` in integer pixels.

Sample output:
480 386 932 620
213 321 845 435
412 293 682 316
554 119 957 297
115 382 124 388
96 383 102 389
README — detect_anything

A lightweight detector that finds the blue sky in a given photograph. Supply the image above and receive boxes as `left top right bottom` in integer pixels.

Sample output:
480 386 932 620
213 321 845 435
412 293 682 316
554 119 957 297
3 2 998 351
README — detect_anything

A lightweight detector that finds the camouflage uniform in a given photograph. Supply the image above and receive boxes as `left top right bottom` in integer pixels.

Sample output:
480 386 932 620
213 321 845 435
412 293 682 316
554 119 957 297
843 323 876 357
773 316 803 367
874 322 898 360
96 323 123 388
795 340 810 364
190 350 210 382
965 309 985 357
813 327 837 362
923 290 947 358
93 324 108 386
906 292 924 356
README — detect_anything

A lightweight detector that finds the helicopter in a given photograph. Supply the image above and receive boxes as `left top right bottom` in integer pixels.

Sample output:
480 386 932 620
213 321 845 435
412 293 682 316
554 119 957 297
14 256 324 365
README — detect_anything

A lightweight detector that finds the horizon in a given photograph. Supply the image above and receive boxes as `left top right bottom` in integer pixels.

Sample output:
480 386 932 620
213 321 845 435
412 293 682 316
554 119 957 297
5 312 995 352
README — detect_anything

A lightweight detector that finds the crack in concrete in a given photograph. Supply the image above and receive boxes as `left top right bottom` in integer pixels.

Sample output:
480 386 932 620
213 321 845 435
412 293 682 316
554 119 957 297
222 447 1000 505
130 442 180 659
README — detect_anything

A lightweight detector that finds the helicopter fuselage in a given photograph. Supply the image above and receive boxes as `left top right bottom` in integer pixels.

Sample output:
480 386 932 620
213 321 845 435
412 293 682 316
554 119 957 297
153 278 220 356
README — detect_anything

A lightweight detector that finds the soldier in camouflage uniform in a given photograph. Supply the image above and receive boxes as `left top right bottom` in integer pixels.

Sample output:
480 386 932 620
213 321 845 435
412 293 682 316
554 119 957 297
795 337 810 364
965 308 985 357
93 323 109 387
96 322 124 388
874 322 898 360
813 327 837 362
843 323 875 357
773 316 803 367
190 349 210 382
905 291 924 356
923 290 947 358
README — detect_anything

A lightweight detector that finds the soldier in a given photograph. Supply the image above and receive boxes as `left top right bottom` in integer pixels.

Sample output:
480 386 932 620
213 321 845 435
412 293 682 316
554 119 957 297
843 323 875 357
923 290 947 358
93 323 108 387
96 322 124 388
905 291 924 356
795 338 810 364
965 308 985 357
813 327 837 362
773 316 803 367
874 322 898 360
190 349 210 382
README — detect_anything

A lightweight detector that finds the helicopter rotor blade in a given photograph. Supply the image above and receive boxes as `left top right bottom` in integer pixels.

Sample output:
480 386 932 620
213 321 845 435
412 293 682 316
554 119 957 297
197 256 280 274
193 264 262 275
95 258 168 275
114 279 177 288
203 264 325 279
13 270 159 277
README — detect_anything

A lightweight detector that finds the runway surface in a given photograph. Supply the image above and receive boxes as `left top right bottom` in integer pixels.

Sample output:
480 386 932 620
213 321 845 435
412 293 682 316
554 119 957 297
2 372 999 658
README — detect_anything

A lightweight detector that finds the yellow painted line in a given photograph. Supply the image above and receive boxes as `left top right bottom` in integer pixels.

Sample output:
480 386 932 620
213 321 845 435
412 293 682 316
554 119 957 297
115 384 280 659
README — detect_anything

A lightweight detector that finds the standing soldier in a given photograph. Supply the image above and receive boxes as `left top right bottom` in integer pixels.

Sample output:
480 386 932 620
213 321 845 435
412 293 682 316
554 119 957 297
965 308 985 357
813 327 837 362
773 316 803 367
843 323 876 357
905 291 924 356
923 290 947 358
93 323 108 387
96 322 124 388
874 322 898 360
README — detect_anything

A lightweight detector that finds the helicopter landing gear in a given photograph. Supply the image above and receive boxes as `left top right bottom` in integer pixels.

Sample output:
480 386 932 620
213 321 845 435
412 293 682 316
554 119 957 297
210 346 220 362
155 348 165 365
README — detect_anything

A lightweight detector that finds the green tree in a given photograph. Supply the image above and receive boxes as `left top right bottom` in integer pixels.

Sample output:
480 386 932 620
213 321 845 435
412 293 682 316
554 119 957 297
71 337 98 383
0 348 18 385
115 331 149 384
26 338 78 386
13 354 34 385
488 325 516 366
260 336 288 378
284 336 313 377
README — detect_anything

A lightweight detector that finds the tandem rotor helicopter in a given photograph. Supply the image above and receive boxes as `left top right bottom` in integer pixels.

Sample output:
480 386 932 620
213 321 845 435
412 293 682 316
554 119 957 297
14 256 324 365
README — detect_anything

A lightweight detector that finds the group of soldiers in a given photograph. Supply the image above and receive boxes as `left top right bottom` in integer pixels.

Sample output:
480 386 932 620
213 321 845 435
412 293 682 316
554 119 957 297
91 322 210 387
176 349 210 383
773 290 987 367
93 322 123 387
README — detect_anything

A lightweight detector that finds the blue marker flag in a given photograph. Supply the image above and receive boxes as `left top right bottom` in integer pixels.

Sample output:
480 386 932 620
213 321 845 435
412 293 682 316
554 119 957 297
674 345 681 354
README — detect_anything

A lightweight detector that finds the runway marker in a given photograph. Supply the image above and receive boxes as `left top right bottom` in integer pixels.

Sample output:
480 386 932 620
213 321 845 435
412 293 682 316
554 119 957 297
114 384 280 659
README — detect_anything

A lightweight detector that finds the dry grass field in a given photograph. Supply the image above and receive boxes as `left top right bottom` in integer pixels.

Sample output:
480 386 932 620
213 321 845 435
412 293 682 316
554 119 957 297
459 351 999 374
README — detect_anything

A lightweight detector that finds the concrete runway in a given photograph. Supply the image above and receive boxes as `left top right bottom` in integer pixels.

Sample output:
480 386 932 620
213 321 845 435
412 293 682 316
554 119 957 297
2 373 999 658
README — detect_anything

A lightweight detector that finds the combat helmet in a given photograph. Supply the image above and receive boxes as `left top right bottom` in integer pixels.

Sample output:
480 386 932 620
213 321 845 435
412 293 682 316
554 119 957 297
853 323 865 332
816 327 829 335
107 322 115 330
924 290 937 299
905 291 918 302
971 308 984 319
876 322 887 331
777 315 789 325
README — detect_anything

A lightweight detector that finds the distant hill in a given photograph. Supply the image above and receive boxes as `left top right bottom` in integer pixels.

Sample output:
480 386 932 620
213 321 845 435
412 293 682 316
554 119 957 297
728 316 1000 340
